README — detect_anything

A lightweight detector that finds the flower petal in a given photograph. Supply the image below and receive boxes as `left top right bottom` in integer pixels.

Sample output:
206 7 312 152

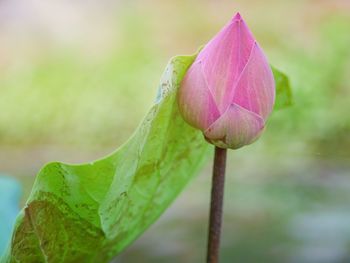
231 43 275 120
204 103 265 149
198 13 255 112
178 61 220 130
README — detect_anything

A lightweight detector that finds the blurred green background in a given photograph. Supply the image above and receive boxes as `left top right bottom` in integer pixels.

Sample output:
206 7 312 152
1 0 350 262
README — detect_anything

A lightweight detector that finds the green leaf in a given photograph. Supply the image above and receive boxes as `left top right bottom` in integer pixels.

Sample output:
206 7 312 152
2 54 292 263
1 54 211 263
272 66 293 109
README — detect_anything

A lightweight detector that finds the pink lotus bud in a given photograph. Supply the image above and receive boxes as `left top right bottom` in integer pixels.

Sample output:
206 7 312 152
178 13 275 149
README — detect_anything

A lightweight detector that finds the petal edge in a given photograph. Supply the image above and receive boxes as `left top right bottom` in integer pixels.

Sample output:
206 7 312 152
178 61 220 130
204 103 265 149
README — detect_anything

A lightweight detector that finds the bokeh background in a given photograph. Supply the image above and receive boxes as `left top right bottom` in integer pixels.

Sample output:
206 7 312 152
1 0 350 262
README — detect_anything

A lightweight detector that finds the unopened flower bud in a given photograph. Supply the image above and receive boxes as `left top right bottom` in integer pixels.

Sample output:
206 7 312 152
178 13 275 149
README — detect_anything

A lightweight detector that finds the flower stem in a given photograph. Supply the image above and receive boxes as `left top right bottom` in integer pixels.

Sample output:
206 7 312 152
207 146 227 263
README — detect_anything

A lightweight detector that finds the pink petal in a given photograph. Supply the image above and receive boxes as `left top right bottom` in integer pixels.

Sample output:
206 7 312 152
198 13 255 113
230 43 275 120
178 61 220 130
204 103 265 149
